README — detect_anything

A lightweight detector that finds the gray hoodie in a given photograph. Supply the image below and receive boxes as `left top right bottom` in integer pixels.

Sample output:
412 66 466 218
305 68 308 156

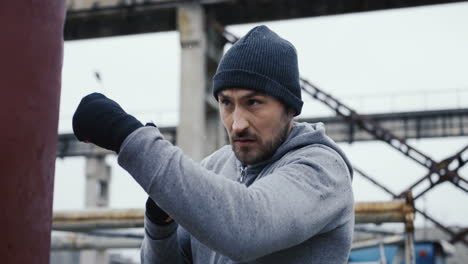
118 121 354 264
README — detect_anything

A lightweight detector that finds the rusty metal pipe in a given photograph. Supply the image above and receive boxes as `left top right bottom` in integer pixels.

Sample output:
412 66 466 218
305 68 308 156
53 208 144 221
355 200 415 224
52 200 415 232
51 232 142 250
53 209 144 231
53 219 144 231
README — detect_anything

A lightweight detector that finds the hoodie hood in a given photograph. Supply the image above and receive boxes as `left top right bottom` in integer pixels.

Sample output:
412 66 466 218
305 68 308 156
239 121 353 179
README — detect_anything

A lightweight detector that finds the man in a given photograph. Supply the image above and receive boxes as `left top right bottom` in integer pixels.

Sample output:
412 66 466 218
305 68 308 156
73 25 354 263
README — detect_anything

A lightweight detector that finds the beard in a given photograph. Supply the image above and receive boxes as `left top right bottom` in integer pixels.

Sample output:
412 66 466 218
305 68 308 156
231 118 291 165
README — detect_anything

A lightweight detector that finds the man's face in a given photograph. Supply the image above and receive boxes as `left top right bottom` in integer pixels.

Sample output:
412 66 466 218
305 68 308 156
218 88 294 165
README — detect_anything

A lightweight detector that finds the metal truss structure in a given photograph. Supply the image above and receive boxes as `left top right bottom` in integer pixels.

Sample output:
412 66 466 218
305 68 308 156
300 80 468 247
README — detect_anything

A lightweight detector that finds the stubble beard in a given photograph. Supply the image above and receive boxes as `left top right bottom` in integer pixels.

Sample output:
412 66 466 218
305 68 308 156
232 119 291 166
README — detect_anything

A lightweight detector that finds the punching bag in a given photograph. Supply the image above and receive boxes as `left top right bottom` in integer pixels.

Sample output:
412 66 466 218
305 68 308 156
0 1 65 263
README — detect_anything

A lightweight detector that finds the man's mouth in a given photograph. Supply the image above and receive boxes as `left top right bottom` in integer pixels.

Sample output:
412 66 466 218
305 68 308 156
234 137 256 147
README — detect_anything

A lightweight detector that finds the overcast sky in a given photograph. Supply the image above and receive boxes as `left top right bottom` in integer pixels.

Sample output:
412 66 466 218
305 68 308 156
54 1 468 250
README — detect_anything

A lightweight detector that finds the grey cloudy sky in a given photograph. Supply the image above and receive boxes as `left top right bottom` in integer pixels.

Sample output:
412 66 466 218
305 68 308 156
55 1 468 237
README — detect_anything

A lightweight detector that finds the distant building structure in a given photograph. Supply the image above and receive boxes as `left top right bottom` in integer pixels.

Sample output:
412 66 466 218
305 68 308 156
354 226 468 264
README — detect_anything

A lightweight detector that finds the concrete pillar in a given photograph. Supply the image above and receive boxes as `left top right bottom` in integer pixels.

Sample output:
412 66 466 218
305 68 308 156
85 156 111 208
80 156 111 264
0 1 65 263
177 3 227 161
206 23 229 149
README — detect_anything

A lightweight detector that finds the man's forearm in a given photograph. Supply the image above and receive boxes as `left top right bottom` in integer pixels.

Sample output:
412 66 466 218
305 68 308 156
141 215 183 264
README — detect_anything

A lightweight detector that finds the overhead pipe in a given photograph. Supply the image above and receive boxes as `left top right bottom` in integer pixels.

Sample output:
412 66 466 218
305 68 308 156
51 232 142 250
53 209 145 231
52 200 414 232
355 199 414 225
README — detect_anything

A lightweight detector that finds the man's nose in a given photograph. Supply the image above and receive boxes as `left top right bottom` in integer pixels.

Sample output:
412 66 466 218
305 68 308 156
232 109 249 133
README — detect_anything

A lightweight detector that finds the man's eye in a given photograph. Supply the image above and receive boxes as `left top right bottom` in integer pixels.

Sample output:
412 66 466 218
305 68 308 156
221 99 231 106
248 99 261 106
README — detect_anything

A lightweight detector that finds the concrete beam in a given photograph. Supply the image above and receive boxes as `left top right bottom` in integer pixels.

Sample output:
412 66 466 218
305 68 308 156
64 0 468 40
300 108 468 143
57 126 176 158
56 108 468 158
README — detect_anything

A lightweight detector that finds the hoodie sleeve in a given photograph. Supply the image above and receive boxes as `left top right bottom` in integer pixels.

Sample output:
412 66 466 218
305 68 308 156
119 126 354 262
141 206 192 264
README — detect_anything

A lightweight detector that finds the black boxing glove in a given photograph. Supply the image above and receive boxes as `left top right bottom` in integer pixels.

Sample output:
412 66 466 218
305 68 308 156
72 93 143 153
146 196 173 225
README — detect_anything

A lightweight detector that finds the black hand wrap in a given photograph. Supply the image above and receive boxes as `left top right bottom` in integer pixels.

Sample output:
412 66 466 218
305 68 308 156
72 93 143 153
146 197 173 225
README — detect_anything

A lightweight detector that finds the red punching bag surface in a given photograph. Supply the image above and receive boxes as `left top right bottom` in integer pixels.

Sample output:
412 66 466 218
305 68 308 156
0 1 65 263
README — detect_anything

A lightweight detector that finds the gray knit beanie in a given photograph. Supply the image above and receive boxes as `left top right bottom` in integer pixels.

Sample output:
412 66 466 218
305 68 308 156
212 25 303 115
